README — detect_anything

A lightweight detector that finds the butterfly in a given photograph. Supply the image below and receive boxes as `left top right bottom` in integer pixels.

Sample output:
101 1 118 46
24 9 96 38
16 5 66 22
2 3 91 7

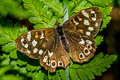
15 8 102 72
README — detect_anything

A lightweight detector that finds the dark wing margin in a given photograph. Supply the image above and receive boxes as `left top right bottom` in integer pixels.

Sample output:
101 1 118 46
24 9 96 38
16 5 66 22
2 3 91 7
15 28 69 72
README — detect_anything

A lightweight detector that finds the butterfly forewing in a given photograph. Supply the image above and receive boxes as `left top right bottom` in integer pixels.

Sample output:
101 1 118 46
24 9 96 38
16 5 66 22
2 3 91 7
63 8 102 63
63 8 102 38
15 29 69 72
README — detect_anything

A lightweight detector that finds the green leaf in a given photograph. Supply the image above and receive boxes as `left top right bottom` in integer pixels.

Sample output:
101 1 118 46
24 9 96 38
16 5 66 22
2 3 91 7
70 0 92 16
19 26 28 36
101 7 113 18
87 0 112 6
40 0 64 17
0 66 12 76
0 54 10 65
16 60 27 66
0 35 11 45
100 16 111 31
0 0 30 19
95 35 104 46
26 64 41 72
1 75 24 80
28 71 46 80
70 53 117 80
70 69 79 80
23 0 59 28
9 49 18 59
2 41 16 52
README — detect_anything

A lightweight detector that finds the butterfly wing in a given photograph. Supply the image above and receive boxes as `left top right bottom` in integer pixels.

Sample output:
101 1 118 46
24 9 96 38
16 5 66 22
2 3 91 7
63 8 102 63
15 29 69 72
64 31 96 63
63 8 102 38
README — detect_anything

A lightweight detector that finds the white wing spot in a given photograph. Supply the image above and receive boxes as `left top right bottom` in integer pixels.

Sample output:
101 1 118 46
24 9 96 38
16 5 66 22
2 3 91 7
33 48 38 53
77 16 82 21
27 50 30 54
39 49 43 55
51 60 57 68
46 60 51 66
24 44 28 48
21 38 24 43
79 38 85 45
86 40 92 45
35 32 39 38
95 22 98 27
84 20 90 25
32 40 37 47
86 32 91 36
91 11 95 14
88 27 94 31
48 51 53 57
92 17 96 21
40 32 44 39
79 53 85 59
43 56 48 63
81 10 89 18
73 18 79 25
27 31 31 41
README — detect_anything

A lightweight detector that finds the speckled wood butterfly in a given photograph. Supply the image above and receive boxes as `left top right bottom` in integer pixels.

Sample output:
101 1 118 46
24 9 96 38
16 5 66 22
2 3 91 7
15 8 102 72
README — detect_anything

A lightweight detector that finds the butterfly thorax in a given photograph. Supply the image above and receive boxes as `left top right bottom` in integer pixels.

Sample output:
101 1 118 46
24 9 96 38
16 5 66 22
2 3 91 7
56 25 69 53
56 25 64 36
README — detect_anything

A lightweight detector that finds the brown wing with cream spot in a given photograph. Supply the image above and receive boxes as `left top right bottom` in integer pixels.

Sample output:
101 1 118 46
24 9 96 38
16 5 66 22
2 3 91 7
15 29 69 72
63 8 102 63
63 8 102 38
64 31 96 63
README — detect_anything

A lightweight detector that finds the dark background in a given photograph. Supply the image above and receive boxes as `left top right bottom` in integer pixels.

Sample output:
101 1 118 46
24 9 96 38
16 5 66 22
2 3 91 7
95 0 120 80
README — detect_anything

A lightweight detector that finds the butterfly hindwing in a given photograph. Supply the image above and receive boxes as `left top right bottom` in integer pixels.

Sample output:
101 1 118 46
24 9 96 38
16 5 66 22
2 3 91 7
39 34 69 72
64 31 96 63
15 29 69 72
